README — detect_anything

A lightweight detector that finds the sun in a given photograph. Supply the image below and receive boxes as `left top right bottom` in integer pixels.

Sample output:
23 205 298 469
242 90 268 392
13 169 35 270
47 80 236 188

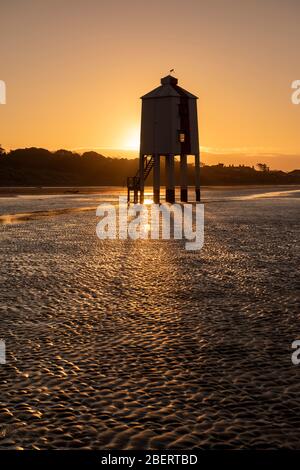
122 127 140 150
143 198 153 205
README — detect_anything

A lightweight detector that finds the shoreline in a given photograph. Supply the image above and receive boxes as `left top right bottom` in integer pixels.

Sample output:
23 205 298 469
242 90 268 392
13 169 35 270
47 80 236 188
1 184 300 198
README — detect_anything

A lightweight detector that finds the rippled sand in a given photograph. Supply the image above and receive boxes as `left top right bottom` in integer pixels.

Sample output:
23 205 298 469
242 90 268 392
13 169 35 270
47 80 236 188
0 187 299 449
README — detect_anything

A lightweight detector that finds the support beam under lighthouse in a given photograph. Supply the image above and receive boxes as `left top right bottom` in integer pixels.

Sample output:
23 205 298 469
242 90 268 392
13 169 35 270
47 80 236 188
195 153 201 202
153 154 160 204
139 152 144 204
180 154 188 202
165 154 175 203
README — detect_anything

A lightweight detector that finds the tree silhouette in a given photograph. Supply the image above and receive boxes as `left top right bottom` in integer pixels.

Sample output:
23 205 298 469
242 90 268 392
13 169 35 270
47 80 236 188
256 163 269 172
0 147 297 185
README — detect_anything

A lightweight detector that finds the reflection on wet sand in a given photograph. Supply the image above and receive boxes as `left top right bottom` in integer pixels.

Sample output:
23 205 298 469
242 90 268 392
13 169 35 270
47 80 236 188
237 188 300 200
0 206 98 225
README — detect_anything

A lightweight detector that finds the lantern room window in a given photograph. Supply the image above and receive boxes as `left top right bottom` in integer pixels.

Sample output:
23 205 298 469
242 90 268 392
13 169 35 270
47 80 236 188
179 132 185 143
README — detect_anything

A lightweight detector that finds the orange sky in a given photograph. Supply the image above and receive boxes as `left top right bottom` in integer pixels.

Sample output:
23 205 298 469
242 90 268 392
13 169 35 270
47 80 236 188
0 0 299 170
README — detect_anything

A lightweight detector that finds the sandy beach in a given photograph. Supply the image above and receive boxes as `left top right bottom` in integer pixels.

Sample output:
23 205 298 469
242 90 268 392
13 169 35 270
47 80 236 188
0 186 299 449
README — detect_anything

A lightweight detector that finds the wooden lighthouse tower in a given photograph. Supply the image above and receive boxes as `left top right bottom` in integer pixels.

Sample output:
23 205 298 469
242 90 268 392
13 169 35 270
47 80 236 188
127 75 200 203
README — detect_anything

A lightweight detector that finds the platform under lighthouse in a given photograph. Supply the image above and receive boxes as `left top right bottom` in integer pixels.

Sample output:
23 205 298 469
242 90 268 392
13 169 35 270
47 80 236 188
127 75 201 204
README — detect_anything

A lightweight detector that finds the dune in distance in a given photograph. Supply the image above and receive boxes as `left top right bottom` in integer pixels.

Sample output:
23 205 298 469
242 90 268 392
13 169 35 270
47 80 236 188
73 148 300 172
0 147 299 187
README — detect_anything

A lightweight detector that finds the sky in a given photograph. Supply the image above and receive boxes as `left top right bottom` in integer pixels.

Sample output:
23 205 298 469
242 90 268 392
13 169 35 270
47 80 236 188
0 0 299 169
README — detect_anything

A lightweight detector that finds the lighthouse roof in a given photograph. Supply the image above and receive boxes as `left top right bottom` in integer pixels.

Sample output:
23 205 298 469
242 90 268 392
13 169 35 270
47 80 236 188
141 75 198 100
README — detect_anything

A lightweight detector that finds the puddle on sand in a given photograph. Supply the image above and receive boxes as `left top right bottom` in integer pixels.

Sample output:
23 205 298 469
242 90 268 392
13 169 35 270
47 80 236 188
0 206 97 225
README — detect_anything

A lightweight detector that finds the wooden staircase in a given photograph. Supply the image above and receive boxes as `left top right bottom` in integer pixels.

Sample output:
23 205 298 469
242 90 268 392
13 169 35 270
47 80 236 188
127 155 154 202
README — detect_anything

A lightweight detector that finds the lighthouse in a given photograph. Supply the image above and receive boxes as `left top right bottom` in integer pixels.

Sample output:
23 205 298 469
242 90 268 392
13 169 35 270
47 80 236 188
127 75 200 204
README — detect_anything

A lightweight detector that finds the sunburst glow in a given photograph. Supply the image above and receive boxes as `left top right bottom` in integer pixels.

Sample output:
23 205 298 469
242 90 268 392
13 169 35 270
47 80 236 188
143 198 153 205
122 127 140 150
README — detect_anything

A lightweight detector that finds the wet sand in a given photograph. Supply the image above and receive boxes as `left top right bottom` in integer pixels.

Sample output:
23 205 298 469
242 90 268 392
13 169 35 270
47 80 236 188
0 187 299 449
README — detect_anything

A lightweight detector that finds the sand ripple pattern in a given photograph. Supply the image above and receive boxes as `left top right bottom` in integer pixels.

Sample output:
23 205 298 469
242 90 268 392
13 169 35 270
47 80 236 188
0 193 299 449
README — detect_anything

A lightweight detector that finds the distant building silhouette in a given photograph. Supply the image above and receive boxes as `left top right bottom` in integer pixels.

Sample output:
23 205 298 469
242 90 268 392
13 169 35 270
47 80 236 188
127 75 200 203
